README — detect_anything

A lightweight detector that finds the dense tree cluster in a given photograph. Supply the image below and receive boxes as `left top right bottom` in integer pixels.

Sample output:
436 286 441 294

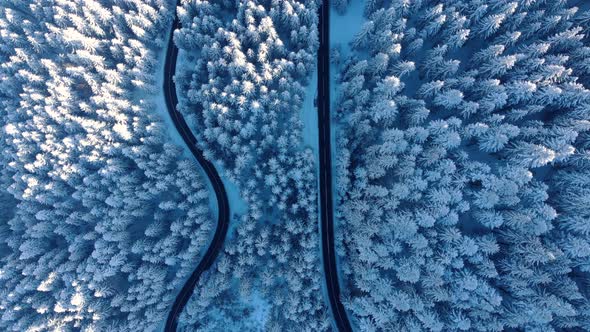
173 0 330 330
0 1 215 330
335 0 590 330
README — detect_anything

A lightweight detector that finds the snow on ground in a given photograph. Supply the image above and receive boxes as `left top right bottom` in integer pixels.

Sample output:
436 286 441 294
209 160 249 235
301 53 320 249
297 0 367 326
330 1 366 60
330 0 366 215
301 66 323 289
175 49 248 233
302 69 319 158
152 41 220 223
152 32 218 332
176 290 269 332
243 291 271 330
152 26 247 332
328 0 366 322
298 1 367 328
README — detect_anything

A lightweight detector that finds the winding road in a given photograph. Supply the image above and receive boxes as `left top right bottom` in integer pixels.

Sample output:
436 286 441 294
163 1 230 331
317 1 353 331
162 0 350 330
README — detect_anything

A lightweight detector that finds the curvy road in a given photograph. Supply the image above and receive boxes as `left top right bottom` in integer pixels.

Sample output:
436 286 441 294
162 0 349 331
163 1 230 331
317 1 353 331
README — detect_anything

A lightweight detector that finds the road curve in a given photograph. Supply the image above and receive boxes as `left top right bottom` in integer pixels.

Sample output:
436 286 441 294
163 1 230 331
317 1 353 331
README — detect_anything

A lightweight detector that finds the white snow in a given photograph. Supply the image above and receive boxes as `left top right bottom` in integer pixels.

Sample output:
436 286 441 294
330 0 366 187
244 291 271 330
151 38 221 222
328 0 366 325
175 49 248 231
294 1 369 329
152 26 241 332
330 1 366 60
302 69 319 158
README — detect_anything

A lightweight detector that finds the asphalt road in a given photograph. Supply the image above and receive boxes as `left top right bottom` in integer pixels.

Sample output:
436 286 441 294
163 2 230 331
317 1 353 331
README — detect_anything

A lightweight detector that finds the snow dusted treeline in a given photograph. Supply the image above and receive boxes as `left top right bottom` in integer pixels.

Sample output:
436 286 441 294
335 0 590 330
0 1 215 330
173 0 329 330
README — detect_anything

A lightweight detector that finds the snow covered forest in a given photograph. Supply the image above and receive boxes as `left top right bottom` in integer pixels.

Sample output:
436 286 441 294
0 1 216 330
334 0 590 331
173 0 331 330
2 0 590 331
